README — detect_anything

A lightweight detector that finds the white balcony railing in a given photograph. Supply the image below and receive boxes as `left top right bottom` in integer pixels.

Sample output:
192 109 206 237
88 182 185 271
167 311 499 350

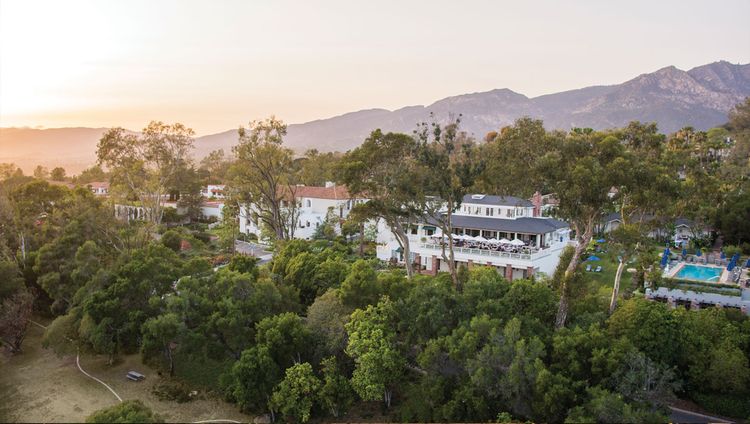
417 242 561 262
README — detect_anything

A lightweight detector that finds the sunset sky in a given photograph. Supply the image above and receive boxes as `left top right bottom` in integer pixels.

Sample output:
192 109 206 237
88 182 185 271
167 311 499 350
1 0 749 135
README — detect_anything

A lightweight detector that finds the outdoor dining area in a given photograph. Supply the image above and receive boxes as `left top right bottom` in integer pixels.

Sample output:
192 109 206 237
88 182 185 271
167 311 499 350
427 232 542 254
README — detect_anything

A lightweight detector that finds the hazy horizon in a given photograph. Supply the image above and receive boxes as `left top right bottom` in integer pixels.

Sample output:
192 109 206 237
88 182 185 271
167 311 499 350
2 0 749 135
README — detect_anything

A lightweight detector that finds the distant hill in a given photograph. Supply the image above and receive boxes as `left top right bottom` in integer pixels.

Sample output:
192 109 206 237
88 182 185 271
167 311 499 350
2 60 748 174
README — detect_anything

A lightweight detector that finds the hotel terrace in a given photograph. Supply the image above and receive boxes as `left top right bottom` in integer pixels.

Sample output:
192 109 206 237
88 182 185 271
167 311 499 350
376 194 571 280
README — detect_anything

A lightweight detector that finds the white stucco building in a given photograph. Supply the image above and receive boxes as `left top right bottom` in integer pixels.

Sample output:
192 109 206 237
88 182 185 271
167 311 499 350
239 182 367 240
201 184 226 199
601 213 712 246
376 194 572 280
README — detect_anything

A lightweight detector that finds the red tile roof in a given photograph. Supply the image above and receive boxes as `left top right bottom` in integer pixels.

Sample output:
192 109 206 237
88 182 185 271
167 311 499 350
88 181 110 189
287 185 352 200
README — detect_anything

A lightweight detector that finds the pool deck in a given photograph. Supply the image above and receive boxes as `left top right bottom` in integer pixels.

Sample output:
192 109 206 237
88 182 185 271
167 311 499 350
665 262 731 284
652 261 750 315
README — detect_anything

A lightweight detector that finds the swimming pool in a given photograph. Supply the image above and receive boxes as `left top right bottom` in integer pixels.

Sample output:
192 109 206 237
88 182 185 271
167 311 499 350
674 264 723 282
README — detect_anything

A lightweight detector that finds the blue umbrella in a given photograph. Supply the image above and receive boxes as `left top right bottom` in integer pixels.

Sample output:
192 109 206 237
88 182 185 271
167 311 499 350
745 258 750 267
696 249 702 257
728 261 736 272
586 255 601 261
596 238 606 243
721 251 726 259
682 248 687 257
660 251 669 268
732 253 741 262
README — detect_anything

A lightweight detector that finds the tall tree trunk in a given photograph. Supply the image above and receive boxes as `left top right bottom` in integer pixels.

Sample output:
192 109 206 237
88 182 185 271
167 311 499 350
166 345 175 377
441 207 460 291
609 258 626 314
392 221 414 279
358 221 365 257
555 218 594 329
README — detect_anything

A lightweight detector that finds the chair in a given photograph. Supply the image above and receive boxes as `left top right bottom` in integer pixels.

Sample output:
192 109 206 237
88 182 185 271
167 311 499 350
586 264 592 272
595 266 602 272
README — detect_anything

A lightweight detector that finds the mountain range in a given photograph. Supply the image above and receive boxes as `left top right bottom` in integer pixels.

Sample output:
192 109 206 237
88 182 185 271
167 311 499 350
2 60 748 174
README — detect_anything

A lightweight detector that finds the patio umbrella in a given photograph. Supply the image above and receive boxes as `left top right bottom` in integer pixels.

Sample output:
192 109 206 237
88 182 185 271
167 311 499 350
586 255 601 261
510 239 525 246
660 249 669 268
696 249 702 257
682 248 687 257
474 236 488 242
487 238 500 244
746 258 750 267
499 238 511 244
728 261 736 272
721 251 726 259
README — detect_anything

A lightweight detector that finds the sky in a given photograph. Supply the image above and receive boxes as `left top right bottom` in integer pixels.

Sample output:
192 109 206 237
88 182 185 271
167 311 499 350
1 0 749 135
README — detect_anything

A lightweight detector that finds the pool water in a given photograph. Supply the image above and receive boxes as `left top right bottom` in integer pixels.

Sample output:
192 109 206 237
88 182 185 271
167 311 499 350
675 264 723 282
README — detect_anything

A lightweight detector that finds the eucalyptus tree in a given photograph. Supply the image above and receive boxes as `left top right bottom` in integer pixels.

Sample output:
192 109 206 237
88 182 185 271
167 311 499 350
415 117 484 289
337 130 427 278
666 127 724 242
477 117 558 197
606 122 679 313
229 117 299 240
97 121 195 224
537 129 631 328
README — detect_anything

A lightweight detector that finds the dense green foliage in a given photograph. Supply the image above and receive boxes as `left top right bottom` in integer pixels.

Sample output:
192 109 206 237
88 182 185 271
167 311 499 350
85 400 163 423
2 105 750 422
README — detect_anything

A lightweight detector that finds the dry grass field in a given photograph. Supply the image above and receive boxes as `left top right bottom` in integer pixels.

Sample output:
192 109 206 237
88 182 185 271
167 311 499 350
0 321 249 423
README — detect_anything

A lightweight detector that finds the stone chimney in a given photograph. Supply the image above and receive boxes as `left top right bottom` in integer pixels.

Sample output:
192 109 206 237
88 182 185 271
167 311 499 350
531 191 542 217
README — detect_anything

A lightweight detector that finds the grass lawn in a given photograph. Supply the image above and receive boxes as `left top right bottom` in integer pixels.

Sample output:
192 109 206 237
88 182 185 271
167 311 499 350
580 246 622 302
0 321 248 423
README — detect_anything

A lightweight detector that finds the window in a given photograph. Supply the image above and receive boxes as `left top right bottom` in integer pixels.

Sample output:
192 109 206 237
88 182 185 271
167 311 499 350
506 208 512 217
411 227 418 235
306 221 310 227
485 208 494 216
306 199 311 207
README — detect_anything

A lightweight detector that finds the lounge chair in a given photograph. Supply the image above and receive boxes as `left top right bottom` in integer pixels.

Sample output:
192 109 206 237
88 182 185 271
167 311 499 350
585 264 591 272
595 266 602 272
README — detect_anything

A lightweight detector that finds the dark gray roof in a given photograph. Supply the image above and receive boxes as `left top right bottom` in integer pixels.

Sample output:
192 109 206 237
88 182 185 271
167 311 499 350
462 194 533 207
603 212 696 228
450 214 569 234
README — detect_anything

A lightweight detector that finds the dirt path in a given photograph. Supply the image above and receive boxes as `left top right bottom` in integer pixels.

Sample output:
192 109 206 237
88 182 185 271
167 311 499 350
1 321 249 423
28 319 123 403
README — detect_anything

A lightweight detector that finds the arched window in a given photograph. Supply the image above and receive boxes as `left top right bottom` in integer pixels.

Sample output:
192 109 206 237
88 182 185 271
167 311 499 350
306 199 311 208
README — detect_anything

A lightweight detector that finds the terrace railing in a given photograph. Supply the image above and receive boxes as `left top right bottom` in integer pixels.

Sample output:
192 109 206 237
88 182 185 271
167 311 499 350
418 242 559 261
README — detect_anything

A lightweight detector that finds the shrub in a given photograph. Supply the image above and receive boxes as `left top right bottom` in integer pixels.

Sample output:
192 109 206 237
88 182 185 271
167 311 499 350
161 230 182 252
86 400 163 423
151 380 194 403
692 392 750 419
193 231 211 244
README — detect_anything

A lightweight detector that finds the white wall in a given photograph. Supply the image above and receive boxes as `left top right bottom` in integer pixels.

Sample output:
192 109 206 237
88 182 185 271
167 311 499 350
240 197 365 241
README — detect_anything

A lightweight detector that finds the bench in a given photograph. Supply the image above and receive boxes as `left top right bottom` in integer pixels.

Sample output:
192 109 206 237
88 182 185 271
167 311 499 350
126 371 145 381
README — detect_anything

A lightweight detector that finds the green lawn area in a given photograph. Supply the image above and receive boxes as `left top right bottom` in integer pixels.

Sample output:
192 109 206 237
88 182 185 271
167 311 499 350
578 240 672 304
580 245 621 302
